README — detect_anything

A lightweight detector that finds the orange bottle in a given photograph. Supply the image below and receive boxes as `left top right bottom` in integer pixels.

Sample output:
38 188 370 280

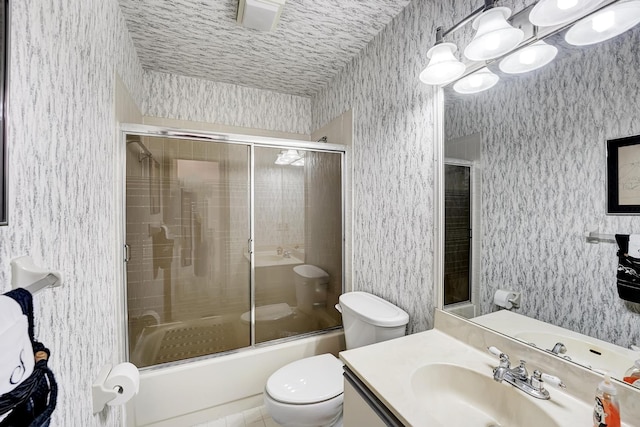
593 374 621 427
623 360 640 387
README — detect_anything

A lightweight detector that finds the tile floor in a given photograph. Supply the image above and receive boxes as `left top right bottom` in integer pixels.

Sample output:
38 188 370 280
192 406 280 427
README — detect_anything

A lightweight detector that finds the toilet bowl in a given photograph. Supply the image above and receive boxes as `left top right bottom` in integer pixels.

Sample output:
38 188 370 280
264 354 344 427
263 291 409 426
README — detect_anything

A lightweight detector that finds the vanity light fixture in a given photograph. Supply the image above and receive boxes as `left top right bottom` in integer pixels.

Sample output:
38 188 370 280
419 28 466 86
463 4 524 61
453 68 499 94
529 0 605 27
420 0 640 94
498 40 559 74
564 0 640 45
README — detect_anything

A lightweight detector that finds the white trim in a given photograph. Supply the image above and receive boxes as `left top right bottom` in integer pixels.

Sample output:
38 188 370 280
433 88 445 311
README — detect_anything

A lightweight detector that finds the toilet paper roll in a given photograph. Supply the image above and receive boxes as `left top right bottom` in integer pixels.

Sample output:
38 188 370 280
494 289 517 309
104 362 140 406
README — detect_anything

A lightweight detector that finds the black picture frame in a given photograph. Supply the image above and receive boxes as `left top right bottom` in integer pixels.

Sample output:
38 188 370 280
0 0 8 226
606 134 640 215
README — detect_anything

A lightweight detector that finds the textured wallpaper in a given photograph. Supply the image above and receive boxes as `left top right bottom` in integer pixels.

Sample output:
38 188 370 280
311 1 460 334
118 0 412 97
0 1 144 426
445 27 640 348
144 70 312 135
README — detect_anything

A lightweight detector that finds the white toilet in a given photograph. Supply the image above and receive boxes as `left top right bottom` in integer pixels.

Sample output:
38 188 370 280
263 291 409 427
293 264 330 314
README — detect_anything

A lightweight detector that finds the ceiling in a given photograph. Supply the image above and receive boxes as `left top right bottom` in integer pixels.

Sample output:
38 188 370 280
117 0 413 98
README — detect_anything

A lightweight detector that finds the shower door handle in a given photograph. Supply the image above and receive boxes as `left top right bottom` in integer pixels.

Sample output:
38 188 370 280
124 244 131 262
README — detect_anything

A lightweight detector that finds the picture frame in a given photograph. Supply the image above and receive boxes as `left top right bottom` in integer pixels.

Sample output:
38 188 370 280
606 134 640 215
0 0 9 226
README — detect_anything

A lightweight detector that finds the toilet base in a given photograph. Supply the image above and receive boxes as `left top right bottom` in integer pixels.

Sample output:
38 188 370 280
264 391 343 427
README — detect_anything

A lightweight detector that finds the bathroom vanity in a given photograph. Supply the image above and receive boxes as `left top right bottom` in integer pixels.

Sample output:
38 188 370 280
339 309 639 427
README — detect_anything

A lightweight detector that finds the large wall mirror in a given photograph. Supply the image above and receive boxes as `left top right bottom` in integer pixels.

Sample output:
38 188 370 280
0 0 8 226
441 8 640 386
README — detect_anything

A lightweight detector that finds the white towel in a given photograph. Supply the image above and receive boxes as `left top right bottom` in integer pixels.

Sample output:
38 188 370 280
629 234 640 258
0 295 35 395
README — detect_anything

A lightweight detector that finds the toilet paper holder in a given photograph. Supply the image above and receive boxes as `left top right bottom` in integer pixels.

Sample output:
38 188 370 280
92 363 140 414
493 289 521 310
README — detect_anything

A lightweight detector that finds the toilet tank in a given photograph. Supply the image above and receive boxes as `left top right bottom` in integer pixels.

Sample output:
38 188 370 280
293 265 330 314
338 291 409 350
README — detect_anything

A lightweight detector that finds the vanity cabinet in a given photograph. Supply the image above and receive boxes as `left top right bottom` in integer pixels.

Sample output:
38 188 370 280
343 368 403 427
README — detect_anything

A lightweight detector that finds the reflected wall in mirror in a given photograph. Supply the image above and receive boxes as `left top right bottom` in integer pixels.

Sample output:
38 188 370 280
443 18 640 382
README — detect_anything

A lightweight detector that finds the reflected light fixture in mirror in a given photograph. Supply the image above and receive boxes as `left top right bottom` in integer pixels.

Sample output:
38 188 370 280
275 149 304 166
498 40 559 74
464 6 524 61
565 0 640 45
529 0 605 26
453 68 499 94
419 42 466 85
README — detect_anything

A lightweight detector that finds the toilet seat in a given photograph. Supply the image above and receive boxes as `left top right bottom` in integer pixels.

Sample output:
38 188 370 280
266 354 344 404
239 303 293 324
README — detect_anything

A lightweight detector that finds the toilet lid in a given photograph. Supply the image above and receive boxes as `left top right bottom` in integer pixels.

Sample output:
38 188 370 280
240 303 293 323
266 354 344 404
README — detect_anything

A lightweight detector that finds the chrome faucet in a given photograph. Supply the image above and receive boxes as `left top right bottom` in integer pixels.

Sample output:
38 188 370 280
283 250 291 258
550 342 567 355
488 347 566 400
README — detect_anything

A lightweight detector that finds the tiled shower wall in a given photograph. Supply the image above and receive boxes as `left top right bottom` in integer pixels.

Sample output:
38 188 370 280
254 150 305 250
445 27 640 348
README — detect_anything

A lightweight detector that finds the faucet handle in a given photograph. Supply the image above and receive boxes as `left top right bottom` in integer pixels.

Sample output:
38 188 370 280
532 370 566 391
487 346 510 367
488 346 504 357
541 373 566 389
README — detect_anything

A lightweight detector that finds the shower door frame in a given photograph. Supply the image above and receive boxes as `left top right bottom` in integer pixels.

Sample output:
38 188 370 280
117 124 348 368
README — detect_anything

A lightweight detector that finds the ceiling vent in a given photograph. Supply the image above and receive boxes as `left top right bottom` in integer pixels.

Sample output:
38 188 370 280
237 0 286 32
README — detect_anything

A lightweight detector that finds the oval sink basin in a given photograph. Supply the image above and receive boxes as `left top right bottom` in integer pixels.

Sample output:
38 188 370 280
244 251 304 267
411 364 560 427
514 331 636 377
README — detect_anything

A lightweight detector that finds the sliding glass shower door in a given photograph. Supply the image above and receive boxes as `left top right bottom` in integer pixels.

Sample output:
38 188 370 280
253 147 343 344
124 134 344 368
125 136 250 367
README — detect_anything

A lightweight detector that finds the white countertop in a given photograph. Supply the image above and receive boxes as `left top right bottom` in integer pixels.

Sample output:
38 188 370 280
339 329 600 427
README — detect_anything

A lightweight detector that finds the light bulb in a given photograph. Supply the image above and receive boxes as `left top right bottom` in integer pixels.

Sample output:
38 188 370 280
468 75 483 88
483 33 502 51
530 0 604 27
463 7 524 61
557 0 578 10
499 41 558 74
419 42 466 85
453 68 499 94
592 10 615 32
565 1 640 46
519 49 537 65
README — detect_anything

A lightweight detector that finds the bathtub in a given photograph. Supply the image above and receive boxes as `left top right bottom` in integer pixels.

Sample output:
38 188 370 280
125 330 345 427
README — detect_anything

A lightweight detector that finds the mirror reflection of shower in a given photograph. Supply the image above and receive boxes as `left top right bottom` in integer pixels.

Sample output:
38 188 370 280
125 136 343 368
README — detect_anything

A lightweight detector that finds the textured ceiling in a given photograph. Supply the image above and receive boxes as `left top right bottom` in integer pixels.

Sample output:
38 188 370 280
118 0 412 97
